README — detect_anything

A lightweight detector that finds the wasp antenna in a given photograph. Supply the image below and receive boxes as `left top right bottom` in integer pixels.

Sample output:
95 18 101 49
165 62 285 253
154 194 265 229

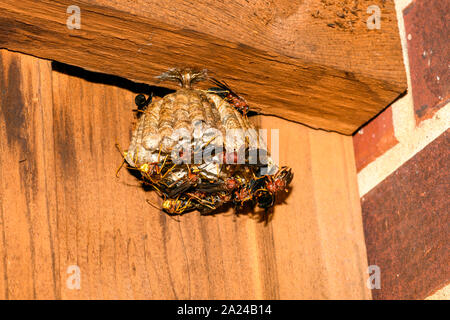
115 143 125 155
115 143 129 177
146 199 161 210
209 77 230 91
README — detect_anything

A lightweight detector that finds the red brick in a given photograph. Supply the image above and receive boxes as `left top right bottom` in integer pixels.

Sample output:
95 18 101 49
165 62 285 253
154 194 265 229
361 130 449 299
353 107 398 172
404 0 450 123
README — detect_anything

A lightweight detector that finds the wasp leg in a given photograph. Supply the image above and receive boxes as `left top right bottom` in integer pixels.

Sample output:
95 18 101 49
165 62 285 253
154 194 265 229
115 143 129 177
175 198 193 215
146 198 161 210
159 163 176 179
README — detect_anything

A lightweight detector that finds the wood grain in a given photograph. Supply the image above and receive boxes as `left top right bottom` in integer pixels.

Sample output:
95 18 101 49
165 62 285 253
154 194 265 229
0 0 407 134
91 0 405 87
0 50 371 299
0 49 57 299
255 115 372 299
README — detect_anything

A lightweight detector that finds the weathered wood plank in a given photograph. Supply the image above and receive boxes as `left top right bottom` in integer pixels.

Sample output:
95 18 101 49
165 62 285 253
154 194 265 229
0 0 407 134
49 62 269 299
0 50 370 299
91 0 405 88
0 49 58 299
255 115 371 299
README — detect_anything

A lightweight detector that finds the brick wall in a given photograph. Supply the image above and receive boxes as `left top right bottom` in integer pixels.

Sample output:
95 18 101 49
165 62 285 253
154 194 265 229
353 0 449 299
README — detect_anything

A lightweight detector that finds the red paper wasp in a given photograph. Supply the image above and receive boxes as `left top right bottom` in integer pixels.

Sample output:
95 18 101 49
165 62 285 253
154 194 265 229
265 167 293 194
251 166 293 210
224 177 239 191
208 78 250 116
167 164 202 198
132 93 153 118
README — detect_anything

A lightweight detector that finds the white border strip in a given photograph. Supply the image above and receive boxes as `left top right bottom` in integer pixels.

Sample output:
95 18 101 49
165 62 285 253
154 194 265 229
358 105 449 197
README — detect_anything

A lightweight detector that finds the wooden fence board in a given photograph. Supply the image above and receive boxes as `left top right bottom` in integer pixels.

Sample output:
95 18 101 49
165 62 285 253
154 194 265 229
0 50 370 299
0 49 57 299
256 116 371 299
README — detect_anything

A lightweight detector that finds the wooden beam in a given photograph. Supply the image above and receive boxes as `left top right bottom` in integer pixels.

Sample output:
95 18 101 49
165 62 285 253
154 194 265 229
0 0 406 134
93 0 406 89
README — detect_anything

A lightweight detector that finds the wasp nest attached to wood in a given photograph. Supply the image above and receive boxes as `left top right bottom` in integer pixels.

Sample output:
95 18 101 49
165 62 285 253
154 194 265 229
120 68 293 216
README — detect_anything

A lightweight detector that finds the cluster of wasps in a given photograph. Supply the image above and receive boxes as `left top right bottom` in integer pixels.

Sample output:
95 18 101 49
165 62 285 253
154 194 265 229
117 68 293 216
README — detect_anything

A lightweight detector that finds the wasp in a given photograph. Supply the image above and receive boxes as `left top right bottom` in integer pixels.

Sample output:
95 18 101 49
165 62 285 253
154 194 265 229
160 196 196 215
139 158 176 189
208 78 250 116
224 177 240 191
254 190 275 210
132 93 154 118
167 164 202 198
265 167 293 194
187 191 225 213
216 191 232 203
233 184 254 208
195 192 232 215
145 192 199 216
115 142 177 199
251 167 293 208
134 145 176 187
234 167 292 212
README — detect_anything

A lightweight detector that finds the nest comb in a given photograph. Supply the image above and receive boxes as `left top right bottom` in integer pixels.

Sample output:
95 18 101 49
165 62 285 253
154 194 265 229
122 68 291 215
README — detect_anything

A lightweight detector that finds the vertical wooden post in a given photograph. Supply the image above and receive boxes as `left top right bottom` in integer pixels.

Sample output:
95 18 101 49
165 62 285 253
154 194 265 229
256 116 371 299
0 50 370 299
0 50 58 299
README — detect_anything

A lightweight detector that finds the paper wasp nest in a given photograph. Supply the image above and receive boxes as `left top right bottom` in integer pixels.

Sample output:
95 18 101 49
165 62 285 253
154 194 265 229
122 68 292 216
